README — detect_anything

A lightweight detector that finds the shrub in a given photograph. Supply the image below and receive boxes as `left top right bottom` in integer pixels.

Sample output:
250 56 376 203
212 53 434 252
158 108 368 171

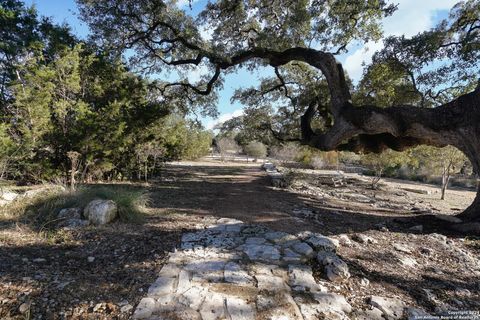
244 141 267 161
270 143 301 164
216 137 240 161
1 185 149 230
310 156 324 169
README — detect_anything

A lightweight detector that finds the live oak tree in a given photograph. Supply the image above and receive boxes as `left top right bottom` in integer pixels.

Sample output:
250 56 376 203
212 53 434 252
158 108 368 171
77 0 480 224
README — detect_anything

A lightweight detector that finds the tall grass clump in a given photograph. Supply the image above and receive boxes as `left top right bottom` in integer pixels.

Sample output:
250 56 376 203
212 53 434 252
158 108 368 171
1 185 149 230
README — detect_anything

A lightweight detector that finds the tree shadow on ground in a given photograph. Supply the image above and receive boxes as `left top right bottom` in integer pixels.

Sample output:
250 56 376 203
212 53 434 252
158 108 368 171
1 163 477 318
0 217 193 319
147 164 473 238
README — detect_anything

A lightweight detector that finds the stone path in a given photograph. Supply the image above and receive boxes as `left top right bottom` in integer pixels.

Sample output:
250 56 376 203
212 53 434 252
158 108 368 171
133 217 352 320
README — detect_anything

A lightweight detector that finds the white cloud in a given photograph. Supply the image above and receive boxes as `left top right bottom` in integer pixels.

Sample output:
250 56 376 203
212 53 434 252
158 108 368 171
205 109 244 130
176 0 199 8
343 41 384 83
343 0 458 82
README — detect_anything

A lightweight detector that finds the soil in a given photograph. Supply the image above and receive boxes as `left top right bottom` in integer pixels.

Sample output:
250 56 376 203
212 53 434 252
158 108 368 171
1 158 479 319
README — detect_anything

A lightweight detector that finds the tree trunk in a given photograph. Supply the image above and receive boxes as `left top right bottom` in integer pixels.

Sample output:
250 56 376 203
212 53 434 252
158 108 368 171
440 162 451 201
440 174 450 200
144 161 148 182
299 83 480 223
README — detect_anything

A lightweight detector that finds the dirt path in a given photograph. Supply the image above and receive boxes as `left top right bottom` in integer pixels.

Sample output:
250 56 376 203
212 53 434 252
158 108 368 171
1 160 479 319
150 161 474 236
147 160 480 317
150 162 311 233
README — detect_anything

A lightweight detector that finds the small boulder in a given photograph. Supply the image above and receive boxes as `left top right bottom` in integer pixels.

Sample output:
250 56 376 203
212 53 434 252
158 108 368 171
1 190 18 202
317 251 350 282
83 199 118 225
393 243 412 254
369 296 406 319
306 234 338 252
337 234 352 246
352 233 377 244
18 302 31 314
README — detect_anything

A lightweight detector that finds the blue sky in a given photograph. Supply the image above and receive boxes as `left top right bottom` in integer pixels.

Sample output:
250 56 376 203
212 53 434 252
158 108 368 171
25 0 455 129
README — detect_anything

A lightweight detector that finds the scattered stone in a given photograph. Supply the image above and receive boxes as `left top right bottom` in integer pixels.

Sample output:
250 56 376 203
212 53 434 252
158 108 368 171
120 304 133 313
83 199 117 225
87 256 95 263
93 303 104 312
132 297 156 319
18 302 31 314
317 251 350 282
429 233 447 243
288 265 324 292
397 255 417 267
217 217 243 225
360 278 370 287
337 234 352 246
369 296 406 319
351 233 377 244
305 234 338 251
393 243 412 254
33 258 46 263
261 162 276 171
291 242 314 257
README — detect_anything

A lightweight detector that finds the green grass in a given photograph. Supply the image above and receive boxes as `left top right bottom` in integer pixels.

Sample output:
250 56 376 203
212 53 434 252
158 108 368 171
1 184 149 231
